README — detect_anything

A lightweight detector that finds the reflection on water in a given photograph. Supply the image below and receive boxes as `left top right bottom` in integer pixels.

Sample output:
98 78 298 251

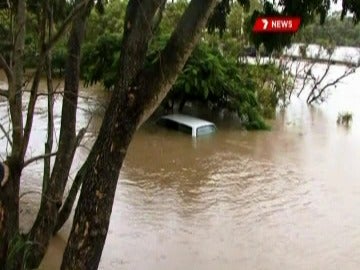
2 68 360 269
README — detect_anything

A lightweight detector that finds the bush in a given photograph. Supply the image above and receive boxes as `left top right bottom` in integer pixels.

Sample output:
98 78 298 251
80 32 290 130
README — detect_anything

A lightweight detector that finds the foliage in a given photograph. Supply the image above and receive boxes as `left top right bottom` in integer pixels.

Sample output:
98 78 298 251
161 42 272 129
6 234 34 269
337 111 353 126
206 0 360 54
159 0 188 33
84 0 126 43
81 30 292 129
341 0 360 23
247 62 292 117
79 0 301 130
244 2 295 53
52 41 67 76
294 13 360 47
81 33 122 89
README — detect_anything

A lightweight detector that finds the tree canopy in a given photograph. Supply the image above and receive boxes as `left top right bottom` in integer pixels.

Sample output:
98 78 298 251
206 0 360 52
294 12 360 47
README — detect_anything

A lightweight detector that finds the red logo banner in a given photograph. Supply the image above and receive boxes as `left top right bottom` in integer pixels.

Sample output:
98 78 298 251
253 17 301 33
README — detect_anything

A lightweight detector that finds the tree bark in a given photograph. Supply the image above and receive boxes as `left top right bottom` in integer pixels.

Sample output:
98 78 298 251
53 127 87 235
61 0 217 269
43 0 55 188
53 164 86 235
24 1 94 268
0 0 26 267
0 162 23 270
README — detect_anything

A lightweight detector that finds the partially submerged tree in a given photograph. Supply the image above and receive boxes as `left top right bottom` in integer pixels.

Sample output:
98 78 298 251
0 0 359 269
0 0 98 268
279 42 359 105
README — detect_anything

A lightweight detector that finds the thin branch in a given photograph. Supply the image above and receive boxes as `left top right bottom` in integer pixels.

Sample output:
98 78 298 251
23 151 58 167
287 60 301 100
75 127 87 150
21 0 91 159
20 190 60 203
20 190 42 199
78 144 92 152
308 67 356 104
0 53 13 84
296 61 317 98
44 0 90 54
306 63 332 103
21 62 43 158
152 0 166 32
0 123 12 146
0 89 8 98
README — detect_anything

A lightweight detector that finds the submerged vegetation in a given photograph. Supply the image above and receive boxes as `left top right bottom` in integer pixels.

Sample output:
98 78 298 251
337 111 353 126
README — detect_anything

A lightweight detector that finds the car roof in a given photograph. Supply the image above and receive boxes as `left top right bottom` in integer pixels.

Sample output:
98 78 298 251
160 114 216 129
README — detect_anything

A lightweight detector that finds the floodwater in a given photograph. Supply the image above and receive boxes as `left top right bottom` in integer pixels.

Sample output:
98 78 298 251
1 64 360 270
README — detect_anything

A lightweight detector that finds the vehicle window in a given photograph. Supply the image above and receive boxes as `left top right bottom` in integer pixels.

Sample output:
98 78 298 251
196 125 216 136
158 119 192 135
178 123 192 135
158 118 178 129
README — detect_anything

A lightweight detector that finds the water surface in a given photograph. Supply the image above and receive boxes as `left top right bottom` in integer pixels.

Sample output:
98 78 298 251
1 67 360 270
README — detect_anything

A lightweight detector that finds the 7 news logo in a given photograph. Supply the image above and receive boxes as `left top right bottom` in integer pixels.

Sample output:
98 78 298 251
253 17 301 33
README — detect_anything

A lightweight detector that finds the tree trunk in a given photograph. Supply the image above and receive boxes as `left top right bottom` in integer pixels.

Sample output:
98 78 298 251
0 161 23 270
53 165 86 234
24 1 94 268
44 0 55 192
0 0 26 267
61 0 217 269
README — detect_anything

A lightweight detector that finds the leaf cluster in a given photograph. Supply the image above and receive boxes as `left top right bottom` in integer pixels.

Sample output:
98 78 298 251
208 0 360 53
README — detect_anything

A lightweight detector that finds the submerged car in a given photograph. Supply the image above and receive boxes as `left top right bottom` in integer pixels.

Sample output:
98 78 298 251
158 114 217 137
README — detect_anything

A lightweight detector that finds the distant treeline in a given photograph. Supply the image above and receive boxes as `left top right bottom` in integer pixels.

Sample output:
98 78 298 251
294 13 360 47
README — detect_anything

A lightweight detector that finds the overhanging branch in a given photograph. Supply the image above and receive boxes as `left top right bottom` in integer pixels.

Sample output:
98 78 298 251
139 0 219 125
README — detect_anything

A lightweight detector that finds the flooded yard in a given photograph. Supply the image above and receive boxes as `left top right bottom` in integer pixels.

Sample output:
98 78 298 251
1 66 360 269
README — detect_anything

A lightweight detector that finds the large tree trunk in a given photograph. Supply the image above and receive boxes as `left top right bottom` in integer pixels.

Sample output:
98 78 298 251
24 1 94 268
61 0 217 269
0 0 26 267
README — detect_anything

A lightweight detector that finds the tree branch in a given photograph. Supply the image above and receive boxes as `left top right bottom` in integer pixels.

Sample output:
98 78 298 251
21 0 90 159
151 0 166 32
21 59 44 159
0 54 13 85
296 61 316 98
139 0 219 126
44 0 90 54
306 62 332 104
53 166 85 234
0 123 12 147
23 152 58 167
308 66 356 104
61 0 218 267
0 89 8 98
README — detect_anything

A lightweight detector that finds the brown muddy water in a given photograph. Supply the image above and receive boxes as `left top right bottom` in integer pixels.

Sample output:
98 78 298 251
1 65 360 270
